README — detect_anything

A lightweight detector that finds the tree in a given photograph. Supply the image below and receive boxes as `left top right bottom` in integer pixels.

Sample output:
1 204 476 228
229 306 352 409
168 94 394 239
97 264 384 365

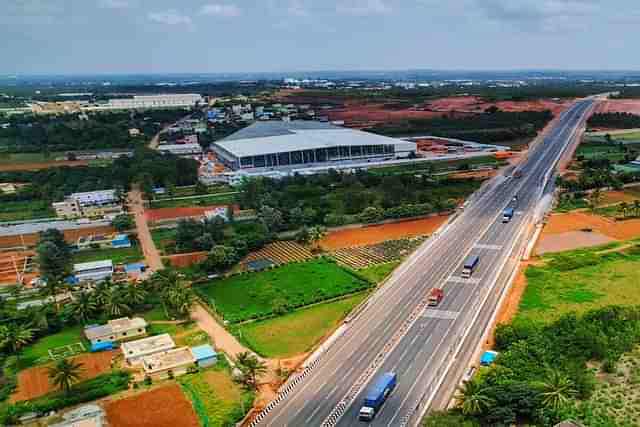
304 226 326 252
619 201 629 218
124 283 147 306
48 358 84 394
235 351 268 388
69 292 97 323
112 214 134 232
634 200 640 217
0 323 34 356
259 206 284 233
588 188 603 211
204 245 239 272
27 304 55 332
103 287 130 318
455 380 494 416
535 370 578 412
36 241 70 281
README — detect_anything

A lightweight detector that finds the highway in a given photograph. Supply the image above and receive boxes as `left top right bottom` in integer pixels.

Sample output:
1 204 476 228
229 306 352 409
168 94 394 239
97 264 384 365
252 99 595 427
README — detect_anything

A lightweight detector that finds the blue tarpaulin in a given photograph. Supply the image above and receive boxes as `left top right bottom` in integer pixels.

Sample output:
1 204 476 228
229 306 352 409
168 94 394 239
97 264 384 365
480 351 498 366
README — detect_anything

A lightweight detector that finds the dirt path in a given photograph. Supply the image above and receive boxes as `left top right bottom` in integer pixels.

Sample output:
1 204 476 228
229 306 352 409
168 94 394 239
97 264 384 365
128 189 163 272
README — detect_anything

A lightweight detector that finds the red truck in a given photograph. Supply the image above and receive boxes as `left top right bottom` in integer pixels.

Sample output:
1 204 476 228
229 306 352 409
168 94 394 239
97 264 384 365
428 288 444 306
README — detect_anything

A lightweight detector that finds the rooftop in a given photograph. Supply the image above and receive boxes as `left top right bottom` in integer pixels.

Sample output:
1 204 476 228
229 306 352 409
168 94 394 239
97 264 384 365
0 219 112 237
214 120 410 158
84 317 147 340
121 333 175 359
73 260 113 272
69 189 117 206
142 347 195 374
191 344 217 361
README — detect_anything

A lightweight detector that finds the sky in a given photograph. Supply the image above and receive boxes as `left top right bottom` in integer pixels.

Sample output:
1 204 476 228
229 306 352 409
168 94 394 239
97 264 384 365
2 0 640 75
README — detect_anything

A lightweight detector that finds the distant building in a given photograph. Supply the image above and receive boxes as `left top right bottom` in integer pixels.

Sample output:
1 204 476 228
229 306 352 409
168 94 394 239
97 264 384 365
142 347 195 380
204 207 230 222
73 260 114 283
52 189 122 219
76 233 131 250
157 143 203 156
121 333 175 365
102 94 203 110
84 317 148 345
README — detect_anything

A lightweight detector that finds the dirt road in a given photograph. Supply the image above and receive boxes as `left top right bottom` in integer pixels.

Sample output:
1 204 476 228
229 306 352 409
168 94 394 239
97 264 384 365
128 189 164 272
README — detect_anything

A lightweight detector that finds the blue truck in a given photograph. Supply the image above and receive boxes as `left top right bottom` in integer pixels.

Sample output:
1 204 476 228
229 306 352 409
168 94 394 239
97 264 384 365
359 372 397 421
502 207 514 223
462 255 480 279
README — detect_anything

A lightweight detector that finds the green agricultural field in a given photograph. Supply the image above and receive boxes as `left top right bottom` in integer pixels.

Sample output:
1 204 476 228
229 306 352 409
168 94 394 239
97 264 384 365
516 243 640 325
0 199 54 222
180 360 254 427
149 193 237 209
0 152 67 165
71 246 143 265
19 324 85 368
196 258 371 323
576 141 626 162
236 293 367 358
155 184 234 199
372 156 501 176
357 261 400 284
151 228 177 254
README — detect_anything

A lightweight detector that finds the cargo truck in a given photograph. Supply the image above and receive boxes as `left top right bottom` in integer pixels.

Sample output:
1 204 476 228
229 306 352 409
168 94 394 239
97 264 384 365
502 208 514 223
359 372 397 422
462 255 479 279
428 288 444 306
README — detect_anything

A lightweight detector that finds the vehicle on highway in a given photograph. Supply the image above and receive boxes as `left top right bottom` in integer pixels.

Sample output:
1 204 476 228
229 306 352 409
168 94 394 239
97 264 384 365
513 170 523 179
461 255 480 279
428 288 444 306
358 372 397 422
502 207 514 223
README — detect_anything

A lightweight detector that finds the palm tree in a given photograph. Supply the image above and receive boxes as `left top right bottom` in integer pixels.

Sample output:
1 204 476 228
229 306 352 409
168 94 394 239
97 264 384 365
92 280 111 306
535 370 578 412
235 351 268 389
69 292 97 324
124 283 147 307
0 323 34 357
48 358 84 394
455 379 494 416
633 200 640 218
588 188 603 211
27 304 54 332
104 287 130 318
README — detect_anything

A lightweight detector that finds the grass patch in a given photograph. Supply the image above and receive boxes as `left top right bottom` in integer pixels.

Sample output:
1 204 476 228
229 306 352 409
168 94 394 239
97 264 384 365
517 243 640 324
0 152 67 165
71 245 143 265
149 193 237 209
196 258 371 323
357 261 400 284
151 228 177 255
0 199 54 222
372 156 500 176
236 293 367 358
179 360 254 427
576 140 626 163
19 325 85 368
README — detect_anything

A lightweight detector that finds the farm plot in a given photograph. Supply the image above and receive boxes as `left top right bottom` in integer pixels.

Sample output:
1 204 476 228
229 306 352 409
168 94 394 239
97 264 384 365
196 258 371 323
104 384 200 427
239 241 313 271
146 205 229 224
11 350 115 402
331 237 425 269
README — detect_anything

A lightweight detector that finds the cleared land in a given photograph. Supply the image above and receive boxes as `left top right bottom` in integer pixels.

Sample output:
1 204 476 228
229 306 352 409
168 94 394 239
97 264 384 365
236 293 366 358
0 225 115 249
146 205 230 223
541 211 640 240
148 194 236 210
71 246 143 265
535 230 614 254
596 99 640 115
0 159 89 172
180 363 254 427
196 258 370 323
11 350 114 402
320 216 446 250
517 243 640 324
104 384 201 427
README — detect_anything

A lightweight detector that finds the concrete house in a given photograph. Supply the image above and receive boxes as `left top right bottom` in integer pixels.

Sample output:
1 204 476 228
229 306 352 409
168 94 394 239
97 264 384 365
142 347 195 380
121 333 175 365
84 317 148 345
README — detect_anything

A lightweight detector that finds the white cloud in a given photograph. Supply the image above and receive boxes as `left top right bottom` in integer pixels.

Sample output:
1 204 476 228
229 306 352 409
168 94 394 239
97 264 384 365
99 0 129 9
148 9 193 26
336 0 391 16
199 3 242 17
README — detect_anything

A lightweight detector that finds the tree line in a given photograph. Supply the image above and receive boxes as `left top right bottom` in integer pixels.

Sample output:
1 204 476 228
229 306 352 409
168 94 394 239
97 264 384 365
588 112 640 129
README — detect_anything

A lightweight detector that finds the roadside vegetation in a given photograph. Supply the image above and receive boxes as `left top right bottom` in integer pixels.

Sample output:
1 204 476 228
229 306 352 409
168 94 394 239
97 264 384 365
70 245 144 265
588 112 640 129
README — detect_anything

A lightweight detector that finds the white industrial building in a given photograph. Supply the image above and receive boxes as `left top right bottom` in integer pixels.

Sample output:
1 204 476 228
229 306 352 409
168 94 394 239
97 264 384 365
52 189 122 219
211 120 416 172
73 260 114 283
158 143 203 156
104 94 203 110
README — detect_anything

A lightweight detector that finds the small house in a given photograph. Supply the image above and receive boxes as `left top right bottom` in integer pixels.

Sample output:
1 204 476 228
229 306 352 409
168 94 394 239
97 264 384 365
84 317 148 345
142 347 195 380
121 333 175 365
191 344 217 368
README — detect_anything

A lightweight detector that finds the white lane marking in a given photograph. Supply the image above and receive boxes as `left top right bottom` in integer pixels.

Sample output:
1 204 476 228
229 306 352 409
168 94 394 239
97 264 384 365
474 243 502 250
447 277 480 285
422 310 459 320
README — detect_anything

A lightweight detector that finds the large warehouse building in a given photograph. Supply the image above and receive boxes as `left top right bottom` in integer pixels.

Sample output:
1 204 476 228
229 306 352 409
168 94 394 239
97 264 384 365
211 121 416 171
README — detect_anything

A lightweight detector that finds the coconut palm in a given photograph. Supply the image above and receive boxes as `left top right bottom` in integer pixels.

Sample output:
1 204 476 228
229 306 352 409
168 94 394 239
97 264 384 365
48 358 84 394
69 292 97 323
535 369 578 412
0 323 34 356
634 200 640 218
103 287 130 318
455 379 494 416
92 280 111 306
27 303 55 332
235 351 268 389
124 283 147 306
619 201 629 218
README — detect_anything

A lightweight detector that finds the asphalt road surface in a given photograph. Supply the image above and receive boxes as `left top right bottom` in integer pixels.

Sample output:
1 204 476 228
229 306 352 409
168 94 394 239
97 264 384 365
254 100 595 427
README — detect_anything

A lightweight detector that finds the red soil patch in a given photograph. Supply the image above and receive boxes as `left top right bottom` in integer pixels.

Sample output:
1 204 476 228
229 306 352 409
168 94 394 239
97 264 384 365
326 103 450 128
104 384 200 427
0 160 89 172
0 250 36 285
542 211 640 240
320 216 448 251
163 251 208 268
428 96 485 111
146 205 228 223
596 100 640 115
0 225 115 249
11 350 116 402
